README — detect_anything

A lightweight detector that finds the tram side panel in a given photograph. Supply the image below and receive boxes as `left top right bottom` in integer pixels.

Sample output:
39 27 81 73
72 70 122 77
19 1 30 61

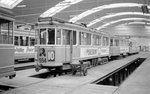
15 46 35 62
14 29 36 62
35 17 111 71
110 46 120 56
0 7 16 78
0 46 15 78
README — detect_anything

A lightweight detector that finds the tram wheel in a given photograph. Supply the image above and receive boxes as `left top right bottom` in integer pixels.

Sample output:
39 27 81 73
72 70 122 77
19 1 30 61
35 68 39 72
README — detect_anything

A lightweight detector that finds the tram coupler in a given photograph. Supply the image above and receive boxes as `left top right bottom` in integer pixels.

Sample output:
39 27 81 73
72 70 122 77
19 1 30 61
35 64 42 72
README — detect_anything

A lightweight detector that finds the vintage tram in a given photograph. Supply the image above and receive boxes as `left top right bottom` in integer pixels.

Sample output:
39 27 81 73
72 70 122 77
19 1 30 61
35 17 110 72
110 36 129 59
0 8 16 78
14 28 36 63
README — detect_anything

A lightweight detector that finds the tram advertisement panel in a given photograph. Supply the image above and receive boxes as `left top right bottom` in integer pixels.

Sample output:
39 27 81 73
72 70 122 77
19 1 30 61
80 48 99 58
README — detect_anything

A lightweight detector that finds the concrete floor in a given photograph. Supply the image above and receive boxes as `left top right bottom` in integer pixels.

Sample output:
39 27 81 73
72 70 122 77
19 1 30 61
0 52 149 94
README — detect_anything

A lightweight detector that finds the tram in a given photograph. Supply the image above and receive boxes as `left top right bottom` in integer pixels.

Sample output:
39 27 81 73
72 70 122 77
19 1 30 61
14 27 36 63
110 36 129 59
0 8 16 78
128 40 139 55
35 17 110 71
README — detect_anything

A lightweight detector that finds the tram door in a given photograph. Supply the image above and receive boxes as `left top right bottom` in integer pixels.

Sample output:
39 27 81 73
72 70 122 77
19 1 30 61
63 29 73 63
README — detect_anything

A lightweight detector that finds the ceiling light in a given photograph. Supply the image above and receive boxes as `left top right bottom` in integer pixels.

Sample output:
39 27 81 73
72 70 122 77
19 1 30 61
0 0 23 9
69 3 143 23
17 4 26 8
96 18 150 30
87 12 150 27
40 0 83 18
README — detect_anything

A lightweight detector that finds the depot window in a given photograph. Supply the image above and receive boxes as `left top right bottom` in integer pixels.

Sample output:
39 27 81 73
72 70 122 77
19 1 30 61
0 18 13 44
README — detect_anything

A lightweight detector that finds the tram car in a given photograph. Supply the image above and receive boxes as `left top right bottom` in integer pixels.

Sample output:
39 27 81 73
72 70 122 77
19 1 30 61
14 28 36 63
109 36 121 59
35 17 110 71
110 36 129 59
128 40 139 55
119 38 129 56
0 8 16 78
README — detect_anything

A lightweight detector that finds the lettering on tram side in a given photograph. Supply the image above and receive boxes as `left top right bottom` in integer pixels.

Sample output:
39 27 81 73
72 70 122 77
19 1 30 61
15 47 25 53
80 48 98 58
26 47 35 53
86 49 97 55
38 48 46 63
15 46 35 53
101 47 109 55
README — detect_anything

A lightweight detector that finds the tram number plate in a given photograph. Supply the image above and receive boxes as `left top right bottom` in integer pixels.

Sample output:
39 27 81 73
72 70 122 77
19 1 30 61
48 50 55 61
39 58 46 63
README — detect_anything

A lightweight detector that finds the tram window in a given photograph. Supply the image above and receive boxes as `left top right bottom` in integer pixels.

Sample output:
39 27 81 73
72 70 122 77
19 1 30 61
48 28 55 45
14 36 19 45
73 31 76 45
9 21 13 44
114 39 119 46
0 19 13 44
79 32 91 45
106 37 109 46
0 33 1 43
30 37 35 46
40 29 47 44
121 40 123 46
87 33 91 45
1 22 8 44
102 37 106 46
56 29 61 45
99 36 101 45
62 29 71 45
103 37 109 46
93 35 100 45
110 39 113 46
20 36 28 46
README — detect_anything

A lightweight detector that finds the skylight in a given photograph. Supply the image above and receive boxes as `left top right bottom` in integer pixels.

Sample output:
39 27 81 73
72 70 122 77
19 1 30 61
0 0 23 9
87 12 150 27
40 0 83 18
96 18 150 30
69 3 143 23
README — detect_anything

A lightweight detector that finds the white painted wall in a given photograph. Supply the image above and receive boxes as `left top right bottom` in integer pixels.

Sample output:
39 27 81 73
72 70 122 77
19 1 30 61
103 25 150 51
104 25 150 46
